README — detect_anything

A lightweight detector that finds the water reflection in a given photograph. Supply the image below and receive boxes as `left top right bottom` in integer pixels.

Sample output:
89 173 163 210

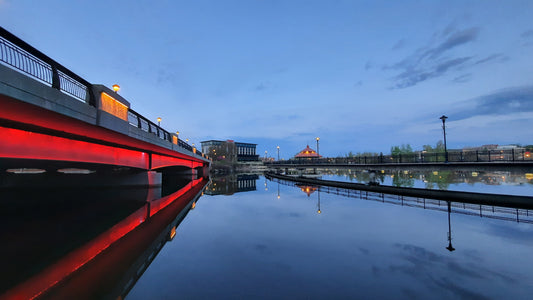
127 174 533 299
0 174 208 299
204 173 259 195
321 167 533 195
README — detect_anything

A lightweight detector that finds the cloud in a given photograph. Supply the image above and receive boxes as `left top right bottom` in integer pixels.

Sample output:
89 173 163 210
474 53 508 65
521 29 533 38
384 26 509 89
364 61 373 71
453 85 533 120
389 243 514 299
254 83 267 91
521 29 533 46
424 27 480 60
391 39 406 50
392 56 472 89
452 73 472 83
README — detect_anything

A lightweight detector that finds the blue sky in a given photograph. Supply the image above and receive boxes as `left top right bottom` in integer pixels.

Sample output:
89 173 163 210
2 0 533 159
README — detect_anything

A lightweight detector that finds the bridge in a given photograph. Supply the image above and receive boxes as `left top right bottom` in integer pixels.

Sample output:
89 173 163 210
0 27 210 187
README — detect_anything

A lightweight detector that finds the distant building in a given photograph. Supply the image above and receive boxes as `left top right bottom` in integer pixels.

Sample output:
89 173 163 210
200 140 259 162
294 145 322 159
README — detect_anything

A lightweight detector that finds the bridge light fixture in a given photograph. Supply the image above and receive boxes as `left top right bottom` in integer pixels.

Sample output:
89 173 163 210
112 84 120 93
157 117 161 126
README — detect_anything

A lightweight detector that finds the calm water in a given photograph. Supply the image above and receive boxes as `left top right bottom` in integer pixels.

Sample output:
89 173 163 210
128 172 533 299
320 168 533 196
2 170 533 299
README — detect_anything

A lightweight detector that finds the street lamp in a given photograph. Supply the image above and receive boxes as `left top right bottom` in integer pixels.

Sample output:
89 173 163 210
186 138 189 144
316 137 320 156
112 84 120 93
176 131 179 139
440 115 448 163
277 146 280 161
265 150 268 160
157 117 162 127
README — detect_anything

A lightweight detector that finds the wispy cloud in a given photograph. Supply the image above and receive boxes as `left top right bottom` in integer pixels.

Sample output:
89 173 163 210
474 53 508 65
521 29 533 46
453 85 533 120
392 56 473 89
391 39 406 50
385 26 507 89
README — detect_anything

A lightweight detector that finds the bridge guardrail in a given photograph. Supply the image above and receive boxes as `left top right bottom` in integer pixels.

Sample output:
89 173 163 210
0 26 94 105
266 149 532 165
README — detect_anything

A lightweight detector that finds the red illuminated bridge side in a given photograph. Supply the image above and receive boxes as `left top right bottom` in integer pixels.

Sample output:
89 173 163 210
0 26 210 174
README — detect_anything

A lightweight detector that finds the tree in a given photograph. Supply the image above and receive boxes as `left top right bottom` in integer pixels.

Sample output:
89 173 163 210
390 144 413 155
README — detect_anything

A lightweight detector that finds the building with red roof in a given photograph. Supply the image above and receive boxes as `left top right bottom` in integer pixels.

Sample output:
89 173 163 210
294 145 322 159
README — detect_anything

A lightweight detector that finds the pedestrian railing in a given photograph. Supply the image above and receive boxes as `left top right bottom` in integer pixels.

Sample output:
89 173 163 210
267 149 532 165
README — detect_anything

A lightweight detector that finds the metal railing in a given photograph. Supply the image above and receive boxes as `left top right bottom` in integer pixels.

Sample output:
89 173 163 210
267 149 532 165
270 176 533 224
127 109 200 154
0 26 93 105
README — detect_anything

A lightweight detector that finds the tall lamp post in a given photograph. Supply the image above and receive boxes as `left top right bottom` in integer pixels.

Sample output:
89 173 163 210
265 150 268 160
440 115 448 163
277 146 280 161
316 137 320 156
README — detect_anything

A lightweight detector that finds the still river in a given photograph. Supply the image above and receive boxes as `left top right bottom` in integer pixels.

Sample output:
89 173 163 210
2 167 533 299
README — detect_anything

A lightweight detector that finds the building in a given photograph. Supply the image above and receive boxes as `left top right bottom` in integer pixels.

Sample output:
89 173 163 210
294 145 322 159
200 140 259 162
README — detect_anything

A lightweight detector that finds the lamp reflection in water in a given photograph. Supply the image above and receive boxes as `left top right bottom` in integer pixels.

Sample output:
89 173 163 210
446 201 455 252
317 189 321 214
277 182 280 199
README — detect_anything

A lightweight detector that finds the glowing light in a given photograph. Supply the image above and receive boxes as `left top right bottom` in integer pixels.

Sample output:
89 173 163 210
112 84 120 92
433 171 439 175
100 92 128 121
6 168 46 174
526 173 533 180
169 226 177 240
191 202 196 209
57 168 95 174
472 172 478 177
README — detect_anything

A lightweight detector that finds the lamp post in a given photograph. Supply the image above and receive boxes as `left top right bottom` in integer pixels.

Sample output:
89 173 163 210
316 137 320 156
277 146 280 161
112 84 120 93
440 115 448 163
265 150 268 160
176 131 179 140
157 117 162 127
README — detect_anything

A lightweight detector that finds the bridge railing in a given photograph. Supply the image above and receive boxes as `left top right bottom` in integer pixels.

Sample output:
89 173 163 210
266 149 532 165
0 26 94 105
127 109 199 154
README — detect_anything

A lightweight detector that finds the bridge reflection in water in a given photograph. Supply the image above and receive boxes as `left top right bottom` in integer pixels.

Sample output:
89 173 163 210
0 176 209 300
271 175 533 253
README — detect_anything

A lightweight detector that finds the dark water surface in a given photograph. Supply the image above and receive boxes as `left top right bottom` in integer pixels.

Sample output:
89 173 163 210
128 174 533 299
2 171 532 299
